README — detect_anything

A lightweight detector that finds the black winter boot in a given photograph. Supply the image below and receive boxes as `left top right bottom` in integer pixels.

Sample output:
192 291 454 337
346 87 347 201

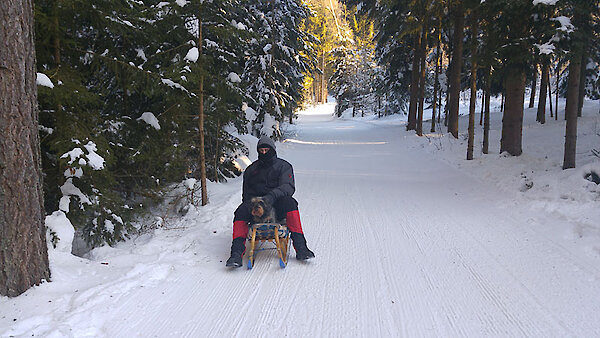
291 232 315 261
226 237 246 267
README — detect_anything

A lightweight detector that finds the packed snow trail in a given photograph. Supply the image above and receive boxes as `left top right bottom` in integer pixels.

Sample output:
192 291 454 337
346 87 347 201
3 104 600 337
103 106 600 337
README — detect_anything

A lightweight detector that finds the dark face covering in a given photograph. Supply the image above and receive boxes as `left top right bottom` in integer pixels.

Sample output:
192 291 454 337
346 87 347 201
258 147 275 163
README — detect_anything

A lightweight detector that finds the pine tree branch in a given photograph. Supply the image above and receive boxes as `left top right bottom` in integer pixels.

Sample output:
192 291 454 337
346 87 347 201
70 47 195 97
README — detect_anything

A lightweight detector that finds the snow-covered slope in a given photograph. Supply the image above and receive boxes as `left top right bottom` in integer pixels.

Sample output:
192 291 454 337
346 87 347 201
2 100 600 337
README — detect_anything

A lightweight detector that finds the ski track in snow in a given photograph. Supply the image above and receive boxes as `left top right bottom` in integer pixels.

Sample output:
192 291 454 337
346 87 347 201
3 104 600 337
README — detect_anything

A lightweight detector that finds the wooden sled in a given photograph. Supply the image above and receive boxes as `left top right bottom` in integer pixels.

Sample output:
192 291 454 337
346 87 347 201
247 222 290 269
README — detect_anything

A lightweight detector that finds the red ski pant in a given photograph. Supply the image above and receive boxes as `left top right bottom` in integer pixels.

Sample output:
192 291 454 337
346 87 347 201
232 196 304 239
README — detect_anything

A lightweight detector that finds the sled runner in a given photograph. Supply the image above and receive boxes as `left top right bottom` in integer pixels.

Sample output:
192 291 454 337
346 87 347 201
246 222 290 269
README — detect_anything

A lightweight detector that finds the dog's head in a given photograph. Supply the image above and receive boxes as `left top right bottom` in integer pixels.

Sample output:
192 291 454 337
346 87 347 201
250 196 271 219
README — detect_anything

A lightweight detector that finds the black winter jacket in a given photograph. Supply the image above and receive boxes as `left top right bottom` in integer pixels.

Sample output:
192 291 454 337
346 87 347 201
242 154 295 203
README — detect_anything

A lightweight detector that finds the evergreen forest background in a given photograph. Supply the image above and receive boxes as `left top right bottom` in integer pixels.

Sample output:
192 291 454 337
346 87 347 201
33 0 600 248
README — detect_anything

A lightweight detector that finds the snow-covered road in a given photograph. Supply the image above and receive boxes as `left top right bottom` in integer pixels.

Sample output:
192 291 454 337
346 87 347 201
3 104 600 337
110 107 600 336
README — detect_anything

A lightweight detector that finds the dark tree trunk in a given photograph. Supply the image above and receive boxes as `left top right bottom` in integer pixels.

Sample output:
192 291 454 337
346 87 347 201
483 66 491 154
563 55 581 169
444 65 450 127
529 64 537 108
577 51 587 117
447 1 465 138
407 38 420 131
548 70 553 118
537 61 549 124
479 91 484 125
467 12 479 160
417 20 429 137
500 68 526 156
0 0 51 297
431 25 442 133
198 15 208 205
555 66 559 120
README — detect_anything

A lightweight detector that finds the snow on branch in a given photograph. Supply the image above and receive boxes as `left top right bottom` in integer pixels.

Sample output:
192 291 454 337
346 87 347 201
137 112 161 130
184 47 199 62
161 78 191 95
532 0 558 5
36 73 54 88
552 16 575 33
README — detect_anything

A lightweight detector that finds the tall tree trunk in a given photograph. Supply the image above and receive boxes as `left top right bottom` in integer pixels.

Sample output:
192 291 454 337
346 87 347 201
198 15 208 205
438 69 443 124
563 55 581 169
500 68 526 156
447 0 464 138
529 64 537 108
431 24 441 133
467 12 478 160
483 65 491 154
577 51 587 117
417 20 429 137
0 0 51 297
479 91 484 125
537 61 549 124
555 65 559 120
549 68 553 118
407 38 420 131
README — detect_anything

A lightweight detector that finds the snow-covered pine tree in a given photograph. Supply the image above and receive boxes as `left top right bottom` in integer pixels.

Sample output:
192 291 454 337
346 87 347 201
242 0 315 138
147 0 251 185
35 0 157 246
34 0 253 246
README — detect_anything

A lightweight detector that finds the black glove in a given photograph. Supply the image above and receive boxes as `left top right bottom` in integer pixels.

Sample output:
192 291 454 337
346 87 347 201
263 194 275 205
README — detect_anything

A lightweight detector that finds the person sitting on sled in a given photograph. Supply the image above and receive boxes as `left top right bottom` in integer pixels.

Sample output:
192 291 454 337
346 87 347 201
226 136 315 267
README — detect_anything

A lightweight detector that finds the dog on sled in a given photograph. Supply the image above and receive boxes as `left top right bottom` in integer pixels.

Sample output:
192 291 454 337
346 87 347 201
250 196 278 224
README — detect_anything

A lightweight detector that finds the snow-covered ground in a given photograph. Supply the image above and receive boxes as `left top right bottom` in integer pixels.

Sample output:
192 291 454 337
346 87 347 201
2 97 600 337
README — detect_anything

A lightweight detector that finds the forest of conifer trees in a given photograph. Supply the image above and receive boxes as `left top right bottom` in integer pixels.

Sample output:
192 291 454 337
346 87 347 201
2 0 599 258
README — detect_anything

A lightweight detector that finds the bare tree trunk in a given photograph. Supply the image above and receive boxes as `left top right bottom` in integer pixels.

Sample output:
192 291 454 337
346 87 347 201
0 0 51 297
483 65 491 154
563 55 581 169
500 68 525 156
479 91 484 125
577 51 587 117
438 69 443 124
198 15 208 205
444 55 451 127
467 12 478 160
431 24 441 133
529 64 537 108
555 64 559 120
407 39 420 131
417 20 429 137
447 1 465 139
549 69 553 118
537 61 549 124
